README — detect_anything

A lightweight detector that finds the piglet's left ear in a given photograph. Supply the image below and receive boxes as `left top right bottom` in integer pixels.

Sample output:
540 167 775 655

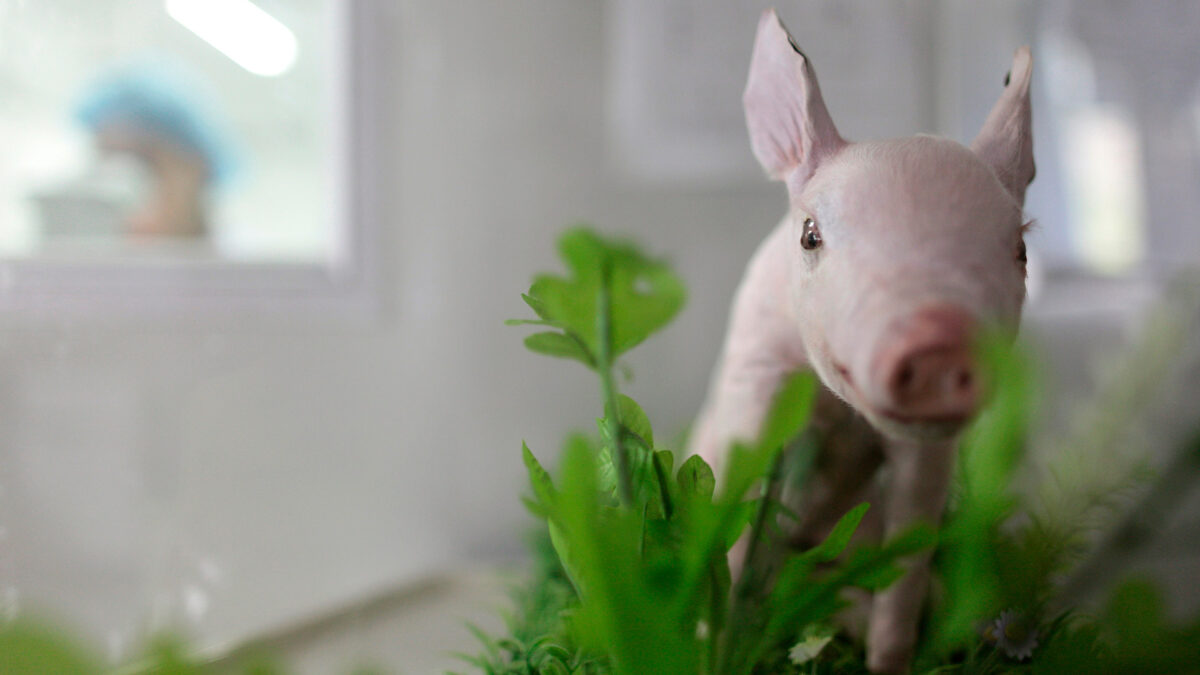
971 47 1036 206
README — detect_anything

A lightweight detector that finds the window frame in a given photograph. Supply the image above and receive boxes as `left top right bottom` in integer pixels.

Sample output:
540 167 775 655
0 0 384 323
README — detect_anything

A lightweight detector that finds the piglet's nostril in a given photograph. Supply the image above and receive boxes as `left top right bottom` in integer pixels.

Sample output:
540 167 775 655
887 347 978 420
954 369 973 393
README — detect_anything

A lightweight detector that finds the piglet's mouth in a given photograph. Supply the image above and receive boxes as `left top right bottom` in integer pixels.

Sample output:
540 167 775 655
877 407 972 426
832 360 874 411
833 359 976 430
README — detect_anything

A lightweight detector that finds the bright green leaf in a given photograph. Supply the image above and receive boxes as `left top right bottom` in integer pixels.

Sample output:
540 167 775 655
552 437 695 675
720 373 818 503
515 228 686 367
521 495 548 518
597 419 664 517
524 332 596 368
520 292 552 322
0 619 102 675
756 523 937 669
930 336 1034 654
799 502 870 564
654 449 675 476
523 442 557 513
677 454 716 501
608 394 654 448
758 372 819 458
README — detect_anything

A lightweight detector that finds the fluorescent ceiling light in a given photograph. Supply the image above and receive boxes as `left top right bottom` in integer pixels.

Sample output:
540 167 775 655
165 0 298 77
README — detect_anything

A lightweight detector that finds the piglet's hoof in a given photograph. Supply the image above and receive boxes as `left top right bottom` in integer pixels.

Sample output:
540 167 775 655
866 615 917 674
866 645 913 675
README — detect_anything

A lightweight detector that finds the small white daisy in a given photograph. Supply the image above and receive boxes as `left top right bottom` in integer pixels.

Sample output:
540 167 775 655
990 609 1039 661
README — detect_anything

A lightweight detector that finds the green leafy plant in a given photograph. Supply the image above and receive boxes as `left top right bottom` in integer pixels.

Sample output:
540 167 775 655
473 226 1200 675
0 620 292 675
488 227 937 675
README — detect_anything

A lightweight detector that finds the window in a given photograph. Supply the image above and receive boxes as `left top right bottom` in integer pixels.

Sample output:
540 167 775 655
0 0 379 317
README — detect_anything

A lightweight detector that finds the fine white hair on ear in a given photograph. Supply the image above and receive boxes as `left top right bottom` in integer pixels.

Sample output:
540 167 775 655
743 9 845 187
971 47 1036 206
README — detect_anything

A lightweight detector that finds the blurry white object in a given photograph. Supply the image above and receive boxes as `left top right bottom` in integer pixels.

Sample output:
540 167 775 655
1040 0 1200 272
1058 106 1146 274
165 0 299 77
31 155 151 241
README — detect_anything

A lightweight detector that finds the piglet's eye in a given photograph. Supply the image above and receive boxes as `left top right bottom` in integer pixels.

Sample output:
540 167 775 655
1017 238 1027 264
801 217 823 251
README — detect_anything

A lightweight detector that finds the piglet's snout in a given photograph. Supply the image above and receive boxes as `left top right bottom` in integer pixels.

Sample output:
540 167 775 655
875 307 978 423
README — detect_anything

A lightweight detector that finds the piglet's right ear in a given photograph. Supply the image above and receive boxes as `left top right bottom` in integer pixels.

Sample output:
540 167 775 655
971 47 1035 206
743 9 845 185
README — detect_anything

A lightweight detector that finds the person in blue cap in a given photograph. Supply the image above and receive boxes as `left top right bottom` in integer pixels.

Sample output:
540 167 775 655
73 58 240 239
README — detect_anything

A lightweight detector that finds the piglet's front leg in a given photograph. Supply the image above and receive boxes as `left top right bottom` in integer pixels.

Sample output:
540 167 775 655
866 438 957 674
688 222 805 475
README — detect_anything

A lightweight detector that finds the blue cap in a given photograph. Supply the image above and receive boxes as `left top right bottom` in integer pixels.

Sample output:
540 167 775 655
74 57 242 187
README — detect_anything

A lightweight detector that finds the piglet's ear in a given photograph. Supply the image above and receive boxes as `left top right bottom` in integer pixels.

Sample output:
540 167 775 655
743 9 844 185
971 47 1036 206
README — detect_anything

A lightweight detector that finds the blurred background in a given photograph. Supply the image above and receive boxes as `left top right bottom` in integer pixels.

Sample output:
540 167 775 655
1 0 1198 671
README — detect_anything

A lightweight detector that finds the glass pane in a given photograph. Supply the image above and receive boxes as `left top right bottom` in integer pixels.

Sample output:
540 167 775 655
0 0 336 262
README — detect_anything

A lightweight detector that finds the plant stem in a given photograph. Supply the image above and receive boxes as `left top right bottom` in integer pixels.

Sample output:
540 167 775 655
706 557 726 675
597 260 634 506
716 448 788 675
652 450 674 520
